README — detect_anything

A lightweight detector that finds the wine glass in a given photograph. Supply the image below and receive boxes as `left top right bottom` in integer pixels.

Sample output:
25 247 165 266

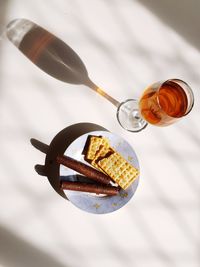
117 79 194 131
6 19 194 132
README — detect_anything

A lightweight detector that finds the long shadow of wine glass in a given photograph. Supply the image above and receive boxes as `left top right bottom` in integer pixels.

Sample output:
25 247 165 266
7 18 120 108
30 122 107 199
6 18 100 91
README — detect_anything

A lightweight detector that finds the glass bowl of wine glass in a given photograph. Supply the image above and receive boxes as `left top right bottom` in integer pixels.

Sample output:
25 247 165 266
117 79 194 132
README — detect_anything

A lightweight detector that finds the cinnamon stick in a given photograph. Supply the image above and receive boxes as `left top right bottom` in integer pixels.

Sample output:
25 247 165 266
60 181 119 196
57 155 111 185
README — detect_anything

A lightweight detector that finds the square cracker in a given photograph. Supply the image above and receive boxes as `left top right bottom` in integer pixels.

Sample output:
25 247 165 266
97 152 139 190
91 145 114 170
85 136 109 161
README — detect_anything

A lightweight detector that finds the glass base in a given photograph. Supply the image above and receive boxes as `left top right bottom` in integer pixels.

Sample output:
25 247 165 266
116 99 147 132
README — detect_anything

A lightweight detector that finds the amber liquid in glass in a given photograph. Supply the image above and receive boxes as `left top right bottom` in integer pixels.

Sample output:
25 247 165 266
139 80 188 126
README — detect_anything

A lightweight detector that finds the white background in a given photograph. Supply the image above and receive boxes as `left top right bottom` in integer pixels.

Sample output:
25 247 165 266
0 0 200 266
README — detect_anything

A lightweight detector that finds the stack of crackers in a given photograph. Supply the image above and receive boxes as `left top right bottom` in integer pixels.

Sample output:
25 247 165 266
83 135 139 190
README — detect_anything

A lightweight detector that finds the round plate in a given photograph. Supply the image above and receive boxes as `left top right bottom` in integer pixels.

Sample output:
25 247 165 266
59 131 140 214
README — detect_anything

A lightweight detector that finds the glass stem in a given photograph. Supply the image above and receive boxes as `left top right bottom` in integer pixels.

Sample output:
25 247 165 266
85 78 120 108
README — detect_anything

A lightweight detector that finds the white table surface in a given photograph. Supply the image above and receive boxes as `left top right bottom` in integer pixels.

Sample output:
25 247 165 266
0 0 200 267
